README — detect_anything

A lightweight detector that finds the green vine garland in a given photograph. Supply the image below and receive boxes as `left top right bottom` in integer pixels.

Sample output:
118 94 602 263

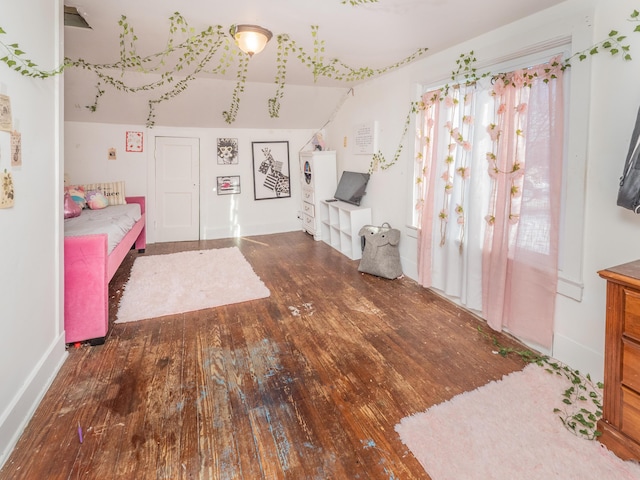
478 327 603 440
2 6 639 140
270 26 427 123
0 27 64 78
341 0 379 5
367 9 640 174
0 10 427 127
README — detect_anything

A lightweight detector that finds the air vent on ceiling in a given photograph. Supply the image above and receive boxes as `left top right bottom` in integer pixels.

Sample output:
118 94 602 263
64 6 91 29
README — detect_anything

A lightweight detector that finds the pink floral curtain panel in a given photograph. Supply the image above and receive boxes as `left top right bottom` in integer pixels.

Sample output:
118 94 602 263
416 57 564 348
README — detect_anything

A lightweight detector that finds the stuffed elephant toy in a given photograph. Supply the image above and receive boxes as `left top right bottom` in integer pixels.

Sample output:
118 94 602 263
358 223 403 279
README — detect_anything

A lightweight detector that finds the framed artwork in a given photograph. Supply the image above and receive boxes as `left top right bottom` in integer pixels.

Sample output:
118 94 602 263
217 138 239 164
126 131 144 152
217 175 241 195
251 141 291 200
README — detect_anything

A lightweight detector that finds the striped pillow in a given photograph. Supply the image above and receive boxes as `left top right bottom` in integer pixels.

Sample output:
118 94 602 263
81 181 126 206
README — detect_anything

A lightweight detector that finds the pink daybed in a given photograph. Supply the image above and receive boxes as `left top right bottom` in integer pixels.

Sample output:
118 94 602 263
64 196 146 345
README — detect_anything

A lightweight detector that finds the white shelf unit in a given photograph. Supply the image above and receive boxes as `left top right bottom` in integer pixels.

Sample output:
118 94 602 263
299 151 337 240
319 200 372 260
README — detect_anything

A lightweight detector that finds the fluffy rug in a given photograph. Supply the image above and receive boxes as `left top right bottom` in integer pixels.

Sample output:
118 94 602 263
396 364 640 480
116 247 270 323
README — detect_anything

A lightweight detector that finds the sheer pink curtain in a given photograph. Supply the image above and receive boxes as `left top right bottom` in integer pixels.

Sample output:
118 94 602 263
483 61 564 348
416 91 441 288
417 57 564 349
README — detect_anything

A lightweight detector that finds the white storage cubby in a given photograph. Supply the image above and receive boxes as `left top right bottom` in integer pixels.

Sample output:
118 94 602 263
319 200 372 260
299 151 337 240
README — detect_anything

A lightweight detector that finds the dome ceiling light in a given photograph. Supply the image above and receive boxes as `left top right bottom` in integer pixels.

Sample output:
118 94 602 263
232 24 273 57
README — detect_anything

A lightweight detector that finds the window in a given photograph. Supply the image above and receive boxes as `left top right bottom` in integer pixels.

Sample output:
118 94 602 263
413 50 568 349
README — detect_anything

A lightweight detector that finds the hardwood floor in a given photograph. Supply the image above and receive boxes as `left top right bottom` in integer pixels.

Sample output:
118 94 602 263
0 231 527 479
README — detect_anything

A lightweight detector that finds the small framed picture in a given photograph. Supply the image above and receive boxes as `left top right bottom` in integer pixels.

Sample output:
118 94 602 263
217 175 241 195
126 131 144 152
251 141 290 200
217 138 239 164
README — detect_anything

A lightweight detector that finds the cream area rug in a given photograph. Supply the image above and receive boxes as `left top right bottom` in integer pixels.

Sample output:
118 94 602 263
395 364 640 480
116 247 270 323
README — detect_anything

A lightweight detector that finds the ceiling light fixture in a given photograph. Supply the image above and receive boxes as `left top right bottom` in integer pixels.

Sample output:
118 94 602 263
232 24 273 57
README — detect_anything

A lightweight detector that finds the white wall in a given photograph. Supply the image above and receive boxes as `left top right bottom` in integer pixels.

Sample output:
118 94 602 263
325 0 640 381
0 0 67 467
554 0 640 380
64 122 317 243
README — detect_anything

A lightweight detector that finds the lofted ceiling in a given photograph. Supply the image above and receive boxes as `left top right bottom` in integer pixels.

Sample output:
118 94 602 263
63 0 567 129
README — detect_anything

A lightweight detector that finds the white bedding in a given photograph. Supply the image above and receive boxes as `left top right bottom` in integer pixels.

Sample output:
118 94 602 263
64 203 142 254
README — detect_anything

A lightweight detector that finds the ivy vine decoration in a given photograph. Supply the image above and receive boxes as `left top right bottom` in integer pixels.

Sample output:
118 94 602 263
0 27 64 78
65 13 428 127
341 0 379 5
370 8 640 175
368 101 420 174
0 8 428 127
269 26 428 120
67 13 244 126
478 327 603 440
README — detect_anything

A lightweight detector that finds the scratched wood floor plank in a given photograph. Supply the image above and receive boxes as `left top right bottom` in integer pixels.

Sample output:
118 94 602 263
0 231 528 480
239 302 316 478
213 310 266 479
153 316 188 480
68 321 152 479
175 316 205 479
198 311 249 479
111 318 168 480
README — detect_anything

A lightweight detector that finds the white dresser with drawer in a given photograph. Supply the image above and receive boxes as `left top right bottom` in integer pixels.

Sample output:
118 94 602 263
299 150 337 240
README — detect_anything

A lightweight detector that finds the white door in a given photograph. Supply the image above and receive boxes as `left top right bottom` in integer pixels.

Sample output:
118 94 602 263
155 136 200 242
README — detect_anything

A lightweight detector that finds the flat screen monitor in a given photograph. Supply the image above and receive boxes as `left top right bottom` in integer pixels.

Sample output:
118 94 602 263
333 171 370 206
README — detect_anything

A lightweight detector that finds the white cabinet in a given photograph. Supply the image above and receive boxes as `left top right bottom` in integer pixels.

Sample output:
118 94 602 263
299 151 337 240
319 200 372 260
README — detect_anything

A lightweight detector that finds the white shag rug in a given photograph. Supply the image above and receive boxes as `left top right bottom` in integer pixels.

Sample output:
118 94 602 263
116 247 270 323
395 364 640 480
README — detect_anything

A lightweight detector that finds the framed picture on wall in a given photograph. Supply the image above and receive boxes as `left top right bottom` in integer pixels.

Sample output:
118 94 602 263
126 131 144 152
217 138 239 164
251 141 290 200
217 175 241 195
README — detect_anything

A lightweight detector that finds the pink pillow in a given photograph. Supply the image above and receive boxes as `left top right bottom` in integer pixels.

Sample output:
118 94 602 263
66 185 87 209
64 192 81 219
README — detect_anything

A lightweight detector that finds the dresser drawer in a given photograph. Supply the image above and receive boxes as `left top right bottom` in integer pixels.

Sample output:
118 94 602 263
302 201 315 218
625 289 640 342
302 213 316 233
623 339 640 393
622 386 640 444
302 187 314 204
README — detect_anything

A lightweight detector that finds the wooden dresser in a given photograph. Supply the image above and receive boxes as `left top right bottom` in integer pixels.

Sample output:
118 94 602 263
598 260 640 460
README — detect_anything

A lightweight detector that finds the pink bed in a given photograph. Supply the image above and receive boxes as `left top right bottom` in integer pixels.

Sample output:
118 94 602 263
64 196 146 344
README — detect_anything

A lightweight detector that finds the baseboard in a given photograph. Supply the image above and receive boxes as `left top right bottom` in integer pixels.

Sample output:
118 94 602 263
0 333 67 469
204 221 301 240
552 332 604 383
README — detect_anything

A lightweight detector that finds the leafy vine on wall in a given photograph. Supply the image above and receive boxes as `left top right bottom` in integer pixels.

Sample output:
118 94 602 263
0 27 63 78
341 0 379 5
0 9 427 127
367 9 640 174
270 26 427 120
